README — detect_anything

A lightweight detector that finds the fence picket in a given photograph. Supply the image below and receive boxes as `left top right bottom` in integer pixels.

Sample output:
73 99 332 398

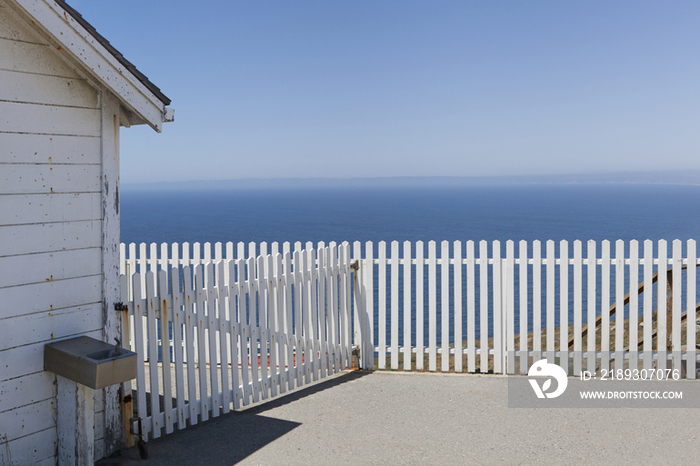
391 241 399 370
658 240 668 371
478 240 488 373
573 240 583 376
672 240 682 372
587 240 597 373
454 241 463 373
217 260 231 413
546 241 555 364
465 241 475 373
688 240 697 379
131 274 149 437
428 241 437 372
145 271 161 438
416 241 425 370
614 240 625 372
158 270 174 434
403 241 412 371
601 241 611 374
505 241 514 374
441 241 450 372
559 240 569 375
119 238 698 444
493 241 502 374
629 241 639 373
227 260 242 410
532 241 541 362
378 241 387 370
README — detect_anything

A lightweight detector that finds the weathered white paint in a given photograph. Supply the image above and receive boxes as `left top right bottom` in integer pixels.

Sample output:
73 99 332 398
0 38 81 77
0 68 98 107
0 303 102 349
1 1 168 461
1 133 100 164
0 220 102 256
120 245 354 441
0 371 54 412
0 275 102 319
7 0 169 131
56 375 94 466
0 427 57 466
0 247 101 287
0 101 101 135
1 163 101 194
100 86 123 457
0 193 101 225
139 240 700 378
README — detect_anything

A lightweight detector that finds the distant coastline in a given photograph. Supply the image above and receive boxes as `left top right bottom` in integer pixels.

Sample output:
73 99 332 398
122 170 700 192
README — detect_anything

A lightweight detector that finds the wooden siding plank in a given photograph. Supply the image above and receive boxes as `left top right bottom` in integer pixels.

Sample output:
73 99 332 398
0 193 101 225
0 372 54 414
2 427 57 466
0 4 47 44
1 163 100 194
0 133 100 164
0 220 101 257
0 101 99 136
0 329 101 381
0 274 101 319
0 69 97 108
0 397 55 442
0 37 81 78
0 247 101 288
0 303 101 350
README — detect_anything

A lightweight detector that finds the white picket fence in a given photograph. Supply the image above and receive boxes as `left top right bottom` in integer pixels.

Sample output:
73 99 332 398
118 241 356 441
359 239 699 378
119 238 699 439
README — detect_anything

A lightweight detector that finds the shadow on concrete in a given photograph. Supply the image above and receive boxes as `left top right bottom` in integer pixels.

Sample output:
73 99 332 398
97 370 371 465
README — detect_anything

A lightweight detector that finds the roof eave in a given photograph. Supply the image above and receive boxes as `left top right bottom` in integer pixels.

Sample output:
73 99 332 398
8 0 172 132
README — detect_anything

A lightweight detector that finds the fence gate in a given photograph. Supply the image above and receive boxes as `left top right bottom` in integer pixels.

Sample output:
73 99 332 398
118 243 354 443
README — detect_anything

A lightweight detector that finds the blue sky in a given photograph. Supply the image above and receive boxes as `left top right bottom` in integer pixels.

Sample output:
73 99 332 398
70 1 700 183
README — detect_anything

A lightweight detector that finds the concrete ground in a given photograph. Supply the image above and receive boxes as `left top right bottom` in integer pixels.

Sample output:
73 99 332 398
98 371 700 465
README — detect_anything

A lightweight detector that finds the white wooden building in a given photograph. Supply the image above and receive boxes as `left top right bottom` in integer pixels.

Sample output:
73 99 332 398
0 0 171 463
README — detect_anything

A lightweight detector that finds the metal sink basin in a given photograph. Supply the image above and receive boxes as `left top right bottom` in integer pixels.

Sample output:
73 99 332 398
45 336 137 389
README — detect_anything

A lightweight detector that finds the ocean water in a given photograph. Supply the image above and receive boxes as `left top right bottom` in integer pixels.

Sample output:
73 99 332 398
121 184 700 248
121 183 700 344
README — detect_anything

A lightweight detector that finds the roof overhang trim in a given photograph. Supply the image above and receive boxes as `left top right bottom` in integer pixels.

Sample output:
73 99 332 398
8 0 170 132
